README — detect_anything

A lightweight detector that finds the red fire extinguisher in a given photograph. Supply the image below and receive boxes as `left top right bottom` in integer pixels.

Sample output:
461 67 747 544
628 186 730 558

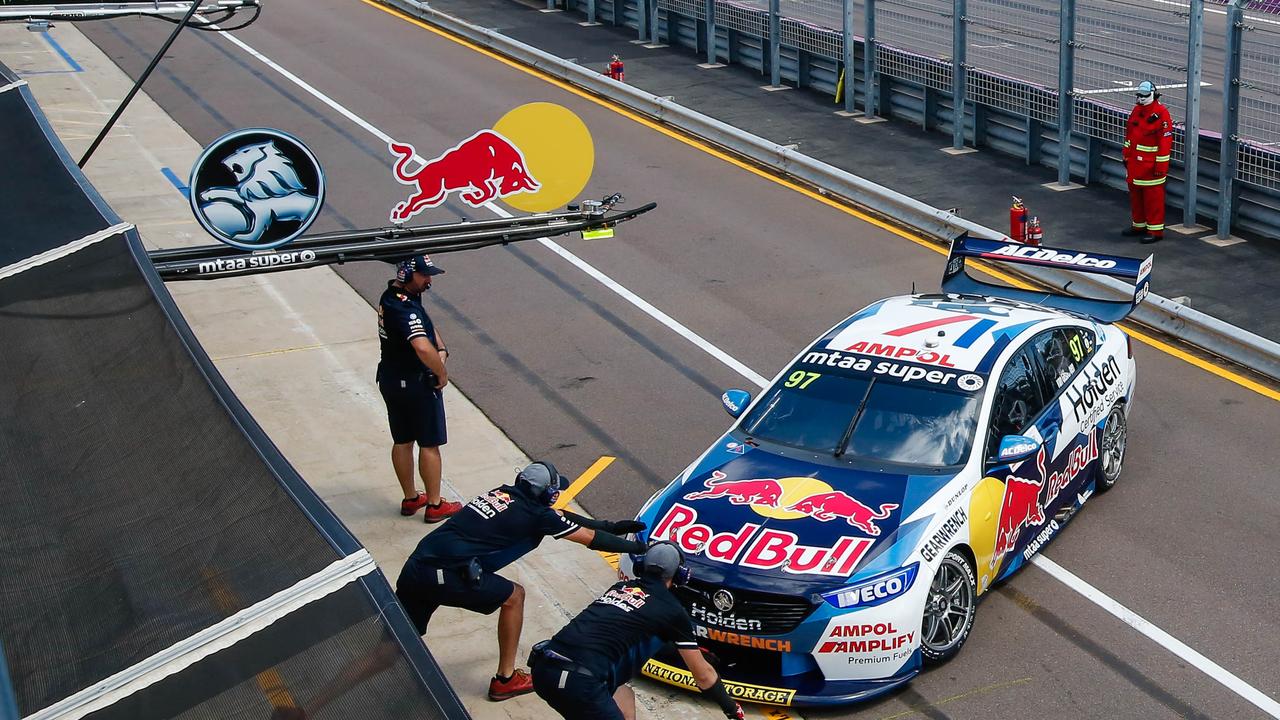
1010 196 1028 243
608 55 625 82
1026 216 1043 246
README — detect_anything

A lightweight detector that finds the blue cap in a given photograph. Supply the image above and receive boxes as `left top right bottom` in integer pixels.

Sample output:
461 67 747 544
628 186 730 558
396 253 445 282
1136 81 1156 96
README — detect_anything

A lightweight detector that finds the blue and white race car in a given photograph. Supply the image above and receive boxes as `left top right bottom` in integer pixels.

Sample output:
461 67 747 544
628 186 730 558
624 237 1152 706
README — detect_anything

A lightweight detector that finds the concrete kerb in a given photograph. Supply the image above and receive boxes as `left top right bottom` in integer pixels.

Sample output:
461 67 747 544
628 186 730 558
380 0 1280 384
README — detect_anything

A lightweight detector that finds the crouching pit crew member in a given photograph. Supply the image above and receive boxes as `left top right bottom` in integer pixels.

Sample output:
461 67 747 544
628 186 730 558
530 542 745 720
395 461 648 701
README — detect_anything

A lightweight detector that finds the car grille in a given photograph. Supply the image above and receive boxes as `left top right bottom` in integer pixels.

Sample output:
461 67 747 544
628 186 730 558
674 579 818 635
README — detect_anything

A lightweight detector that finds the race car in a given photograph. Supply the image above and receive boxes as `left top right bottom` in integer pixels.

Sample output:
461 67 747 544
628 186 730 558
622 236 1152 706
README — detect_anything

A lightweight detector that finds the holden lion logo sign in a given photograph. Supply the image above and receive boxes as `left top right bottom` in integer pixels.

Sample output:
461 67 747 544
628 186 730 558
189 128 325 251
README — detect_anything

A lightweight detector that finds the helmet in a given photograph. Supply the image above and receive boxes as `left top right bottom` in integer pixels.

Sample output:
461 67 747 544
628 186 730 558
1136 80 1158 106
515 461 568 506
635 541 691 585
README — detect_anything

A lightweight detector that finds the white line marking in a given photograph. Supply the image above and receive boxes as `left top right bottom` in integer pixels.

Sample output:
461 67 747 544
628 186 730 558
28 550 376 720
215 27 1279 717
0 222 132 280
1150 0 1280 26
1033 557 1280 718
0 78 28 94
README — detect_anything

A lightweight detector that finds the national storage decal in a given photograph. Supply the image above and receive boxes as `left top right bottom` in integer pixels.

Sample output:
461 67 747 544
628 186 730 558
642 660 796 705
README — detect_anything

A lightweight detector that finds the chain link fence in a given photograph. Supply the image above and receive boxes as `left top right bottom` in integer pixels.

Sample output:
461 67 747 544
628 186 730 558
1238 1 1280 188
778 0 845 59
638 0 1280 234
1072 0 1189 160
964 0 1060 123
875 0 952 91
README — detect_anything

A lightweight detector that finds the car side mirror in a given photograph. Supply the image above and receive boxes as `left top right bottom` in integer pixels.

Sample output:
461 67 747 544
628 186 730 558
996 434 1040 464
721 389 751 418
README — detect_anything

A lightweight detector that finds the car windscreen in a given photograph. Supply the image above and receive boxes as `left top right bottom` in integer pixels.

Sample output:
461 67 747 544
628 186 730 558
740 367 981 468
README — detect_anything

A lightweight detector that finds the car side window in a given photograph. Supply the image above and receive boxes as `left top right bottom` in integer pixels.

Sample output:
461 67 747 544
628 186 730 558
987 346 1051 459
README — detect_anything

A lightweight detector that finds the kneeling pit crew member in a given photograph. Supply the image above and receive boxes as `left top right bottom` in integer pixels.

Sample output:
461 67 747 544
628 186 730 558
530 542 745 720
396 461 647 701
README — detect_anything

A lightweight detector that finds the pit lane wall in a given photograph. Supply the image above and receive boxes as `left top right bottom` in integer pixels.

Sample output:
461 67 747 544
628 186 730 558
0 61 470 720
378 0 1280 385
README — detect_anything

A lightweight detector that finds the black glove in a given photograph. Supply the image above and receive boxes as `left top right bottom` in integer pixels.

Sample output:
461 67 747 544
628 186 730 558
702 678 742 718
725 703 745 720
604 519 646 535
587 531 647 554
562 511 646 536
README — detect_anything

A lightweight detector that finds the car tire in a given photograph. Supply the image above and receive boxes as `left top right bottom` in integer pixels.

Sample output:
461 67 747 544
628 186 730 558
1095 403 1127 493
920 550 977 666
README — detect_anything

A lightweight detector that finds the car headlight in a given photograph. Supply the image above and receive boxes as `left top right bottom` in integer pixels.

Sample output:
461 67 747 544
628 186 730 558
820 563 919 610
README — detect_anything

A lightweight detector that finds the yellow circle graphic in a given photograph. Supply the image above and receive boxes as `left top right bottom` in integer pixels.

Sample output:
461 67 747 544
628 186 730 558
751 477 835 520
968 476 1007 594
492 102 594 212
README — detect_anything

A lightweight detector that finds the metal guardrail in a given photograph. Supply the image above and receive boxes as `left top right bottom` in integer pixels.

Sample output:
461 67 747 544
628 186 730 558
379 0 1280 382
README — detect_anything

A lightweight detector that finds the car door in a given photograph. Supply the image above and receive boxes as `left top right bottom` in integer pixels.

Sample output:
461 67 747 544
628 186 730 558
981 337 1057 580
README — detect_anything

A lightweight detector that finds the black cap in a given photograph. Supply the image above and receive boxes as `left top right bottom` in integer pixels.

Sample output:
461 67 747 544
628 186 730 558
396 253 445 282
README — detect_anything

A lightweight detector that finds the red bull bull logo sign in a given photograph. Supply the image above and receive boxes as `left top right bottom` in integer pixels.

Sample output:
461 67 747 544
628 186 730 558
652 503 873 577
681 472 898 537
389 131 540 222
387 102 595 220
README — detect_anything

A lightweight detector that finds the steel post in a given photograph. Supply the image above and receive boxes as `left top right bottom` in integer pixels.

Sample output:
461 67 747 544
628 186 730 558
1183 0 1205 227
639 0 648 40
79 0 201 167
706 0 716 63
1056 0 1076 185
843 0 855 112
769 0 781 86
588 0 597 24
864 0 877 117
951 0 967 149
652 0 661 44
1218 0 1244 239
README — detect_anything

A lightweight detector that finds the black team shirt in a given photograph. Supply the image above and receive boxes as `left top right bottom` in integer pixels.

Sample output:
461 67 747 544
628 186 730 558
546 577 699 690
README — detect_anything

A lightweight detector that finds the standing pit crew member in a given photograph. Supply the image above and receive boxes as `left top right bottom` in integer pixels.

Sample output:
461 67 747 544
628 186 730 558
396 461 648 701
377 253 460 521
1122 80 1174 244
530 542 745 720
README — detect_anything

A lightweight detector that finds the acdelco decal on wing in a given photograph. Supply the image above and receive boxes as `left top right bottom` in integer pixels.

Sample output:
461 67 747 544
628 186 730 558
987 244 1118 269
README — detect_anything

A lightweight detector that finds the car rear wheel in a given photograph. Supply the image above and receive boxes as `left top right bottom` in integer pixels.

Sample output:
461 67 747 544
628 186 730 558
920 550 976 665
1096 403 1127 492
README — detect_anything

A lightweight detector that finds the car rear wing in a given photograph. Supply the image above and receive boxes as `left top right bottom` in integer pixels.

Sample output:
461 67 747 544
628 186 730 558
941 235 1152 324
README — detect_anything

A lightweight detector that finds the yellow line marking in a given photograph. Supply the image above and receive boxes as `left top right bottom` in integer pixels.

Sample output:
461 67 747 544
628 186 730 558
358 0 1279 402
201 568 300 710
554 454 615 509
598 551 621 571
211 340 365 362
877 677 1034 720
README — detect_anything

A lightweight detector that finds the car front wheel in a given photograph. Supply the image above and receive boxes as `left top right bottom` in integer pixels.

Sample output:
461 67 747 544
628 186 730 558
920 550 977 665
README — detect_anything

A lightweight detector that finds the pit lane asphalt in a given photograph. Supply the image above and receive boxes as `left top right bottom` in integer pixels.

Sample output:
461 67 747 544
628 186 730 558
79 2 1279 716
